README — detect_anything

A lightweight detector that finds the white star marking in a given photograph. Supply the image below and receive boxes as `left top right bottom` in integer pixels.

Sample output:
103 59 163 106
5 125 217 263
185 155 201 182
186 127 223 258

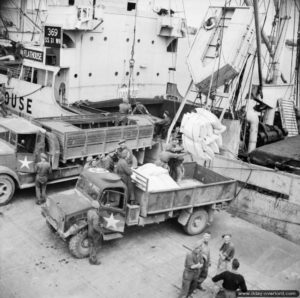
18 156 33 169
103 213 120 230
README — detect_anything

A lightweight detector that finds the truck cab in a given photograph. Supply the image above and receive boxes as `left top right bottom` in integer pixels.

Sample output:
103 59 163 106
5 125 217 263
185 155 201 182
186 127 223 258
0 117 45 205
42 168 130 258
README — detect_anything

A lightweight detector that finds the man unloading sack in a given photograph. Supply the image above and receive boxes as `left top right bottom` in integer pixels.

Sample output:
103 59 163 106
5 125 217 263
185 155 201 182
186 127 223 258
87 200 103 265
156 138 185 181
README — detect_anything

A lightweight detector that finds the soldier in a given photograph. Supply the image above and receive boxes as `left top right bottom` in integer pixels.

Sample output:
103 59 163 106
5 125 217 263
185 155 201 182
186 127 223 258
99 152 116 172
116 150 135 204
87 200 103 265
0 84 7 117
179 246 204 298
195 231 212 291
132 101 150 115
117 139 133 167
84 156 97 169
35 153 51 205
165 138 185 181
155 110 171 139
217 234 235 272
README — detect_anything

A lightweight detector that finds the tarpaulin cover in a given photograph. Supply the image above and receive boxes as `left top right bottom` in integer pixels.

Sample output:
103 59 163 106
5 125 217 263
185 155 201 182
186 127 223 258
249 135 300 174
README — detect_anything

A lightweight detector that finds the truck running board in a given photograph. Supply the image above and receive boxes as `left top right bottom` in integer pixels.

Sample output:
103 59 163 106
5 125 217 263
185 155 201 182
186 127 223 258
103 233 123 241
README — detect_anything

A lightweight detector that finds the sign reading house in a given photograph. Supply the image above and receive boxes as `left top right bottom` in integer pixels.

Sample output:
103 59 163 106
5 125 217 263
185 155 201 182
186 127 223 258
23 48 44 63
44 25 62 48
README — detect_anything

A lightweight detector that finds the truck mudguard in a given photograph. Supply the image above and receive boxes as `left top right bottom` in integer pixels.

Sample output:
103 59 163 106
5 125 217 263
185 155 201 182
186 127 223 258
0 166 20 187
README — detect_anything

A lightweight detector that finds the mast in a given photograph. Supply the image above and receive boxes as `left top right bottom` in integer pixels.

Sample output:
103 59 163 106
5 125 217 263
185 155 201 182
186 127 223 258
253 0 264 97
296 9 300 108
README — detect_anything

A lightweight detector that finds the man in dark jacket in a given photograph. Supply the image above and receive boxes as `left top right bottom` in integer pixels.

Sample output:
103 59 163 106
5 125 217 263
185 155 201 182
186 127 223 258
35 153 51 205
87 200 103 265
116 151 135 204
179 246 204 298
212 258 247 298
218 234 235 272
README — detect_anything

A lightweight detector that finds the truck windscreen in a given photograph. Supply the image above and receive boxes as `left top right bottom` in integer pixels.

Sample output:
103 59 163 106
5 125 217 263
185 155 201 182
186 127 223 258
76 175 100 201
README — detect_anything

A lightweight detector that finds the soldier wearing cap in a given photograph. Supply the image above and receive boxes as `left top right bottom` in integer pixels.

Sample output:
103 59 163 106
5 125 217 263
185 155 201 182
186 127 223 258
217 234 235 272
87 200 103 265
35 153 51 205
155 110 171 139
195 231 212 291
117 139 133 167
116 150 135 204
179 246 204 298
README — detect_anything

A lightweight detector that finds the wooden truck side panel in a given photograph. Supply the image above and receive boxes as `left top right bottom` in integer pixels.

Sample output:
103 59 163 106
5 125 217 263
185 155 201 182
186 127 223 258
36 117 154 162
135 162 237 217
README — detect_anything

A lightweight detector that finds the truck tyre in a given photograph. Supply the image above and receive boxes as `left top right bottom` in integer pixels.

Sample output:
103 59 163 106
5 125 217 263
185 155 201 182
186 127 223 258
69 230 90 259
0 174 15 206
184 209 208 235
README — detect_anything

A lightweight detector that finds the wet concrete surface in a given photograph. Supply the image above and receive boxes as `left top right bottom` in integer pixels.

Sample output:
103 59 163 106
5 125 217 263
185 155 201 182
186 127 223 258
0 181 300 298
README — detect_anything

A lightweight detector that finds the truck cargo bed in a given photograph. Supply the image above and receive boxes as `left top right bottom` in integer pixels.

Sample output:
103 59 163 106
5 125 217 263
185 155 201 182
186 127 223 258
132 162 236 217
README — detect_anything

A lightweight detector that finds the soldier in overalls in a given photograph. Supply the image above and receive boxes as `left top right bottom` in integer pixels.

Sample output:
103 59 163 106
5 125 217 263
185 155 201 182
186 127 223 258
35 153 51 205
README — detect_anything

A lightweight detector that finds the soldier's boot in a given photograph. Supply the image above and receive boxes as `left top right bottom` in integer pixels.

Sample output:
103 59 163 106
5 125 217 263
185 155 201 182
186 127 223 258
89 257 101 265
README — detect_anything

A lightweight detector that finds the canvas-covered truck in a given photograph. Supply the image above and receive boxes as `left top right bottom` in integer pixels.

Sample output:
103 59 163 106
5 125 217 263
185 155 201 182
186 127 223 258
0 114 156 206
41 162 237 258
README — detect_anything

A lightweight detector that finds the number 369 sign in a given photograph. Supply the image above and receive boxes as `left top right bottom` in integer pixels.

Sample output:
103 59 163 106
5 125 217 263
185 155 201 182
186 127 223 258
44 25 62 48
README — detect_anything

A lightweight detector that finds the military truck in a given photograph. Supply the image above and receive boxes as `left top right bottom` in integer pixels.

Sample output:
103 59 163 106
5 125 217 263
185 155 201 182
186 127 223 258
41 162 237 258
0 114 156 206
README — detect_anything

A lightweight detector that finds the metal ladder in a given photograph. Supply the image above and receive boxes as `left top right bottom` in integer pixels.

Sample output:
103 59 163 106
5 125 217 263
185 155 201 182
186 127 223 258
278 98 299 136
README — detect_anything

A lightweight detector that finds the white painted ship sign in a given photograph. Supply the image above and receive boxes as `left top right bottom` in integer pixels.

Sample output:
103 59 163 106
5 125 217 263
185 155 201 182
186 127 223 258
44 25 62 48
23 48 44 63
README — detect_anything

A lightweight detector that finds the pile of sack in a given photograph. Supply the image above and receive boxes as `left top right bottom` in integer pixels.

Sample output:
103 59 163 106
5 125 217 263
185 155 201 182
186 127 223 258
180 108 226 162
133 163 179 191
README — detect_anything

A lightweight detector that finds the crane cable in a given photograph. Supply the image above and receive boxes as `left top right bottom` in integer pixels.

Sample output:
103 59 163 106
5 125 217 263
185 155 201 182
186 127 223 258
127 0 139 105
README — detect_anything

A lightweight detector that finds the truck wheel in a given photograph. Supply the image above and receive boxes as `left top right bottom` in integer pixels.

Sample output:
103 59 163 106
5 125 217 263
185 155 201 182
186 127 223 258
69 230 90 259
0 174 15 206
184 209 208 235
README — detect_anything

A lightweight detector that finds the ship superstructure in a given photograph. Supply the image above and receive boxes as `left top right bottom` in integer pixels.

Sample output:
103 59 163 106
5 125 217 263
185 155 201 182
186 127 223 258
0 0 188 117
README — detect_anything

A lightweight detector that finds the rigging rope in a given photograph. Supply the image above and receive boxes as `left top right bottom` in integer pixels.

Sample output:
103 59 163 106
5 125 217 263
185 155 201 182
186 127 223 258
127 0 139 105
8 0 42 31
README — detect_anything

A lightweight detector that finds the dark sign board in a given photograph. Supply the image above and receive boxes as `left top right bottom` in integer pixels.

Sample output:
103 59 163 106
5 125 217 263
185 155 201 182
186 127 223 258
44 25 62 48
23 48 44 63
